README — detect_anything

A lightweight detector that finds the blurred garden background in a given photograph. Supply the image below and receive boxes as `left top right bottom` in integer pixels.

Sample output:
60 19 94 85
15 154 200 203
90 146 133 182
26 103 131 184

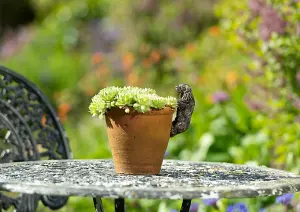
0 0 299 211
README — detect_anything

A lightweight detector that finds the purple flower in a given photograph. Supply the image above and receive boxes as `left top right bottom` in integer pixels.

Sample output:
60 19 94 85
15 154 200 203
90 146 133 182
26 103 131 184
203 198 218 206
296 22 300 36
259 6 287 40
190 203 199 212
259 208 266 212
244 95 266 111
248 0 265 15
212 91 229 104
296 115 300 124
170 210 178 212
293 98 300 109
296 72 300 88
276 193 294 206
247 101 265 111
164 150 169 158
226 203 248 212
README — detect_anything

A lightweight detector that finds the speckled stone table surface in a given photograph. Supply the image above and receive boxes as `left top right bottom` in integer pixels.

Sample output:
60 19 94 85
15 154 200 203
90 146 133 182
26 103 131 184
0 159 300 200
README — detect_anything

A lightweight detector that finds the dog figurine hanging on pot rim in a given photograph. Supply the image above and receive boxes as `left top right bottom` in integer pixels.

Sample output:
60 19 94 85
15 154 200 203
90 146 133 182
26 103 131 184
170 84 195 137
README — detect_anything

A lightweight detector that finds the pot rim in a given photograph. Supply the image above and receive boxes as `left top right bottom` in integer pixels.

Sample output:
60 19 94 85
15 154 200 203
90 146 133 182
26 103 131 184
106 106 175 116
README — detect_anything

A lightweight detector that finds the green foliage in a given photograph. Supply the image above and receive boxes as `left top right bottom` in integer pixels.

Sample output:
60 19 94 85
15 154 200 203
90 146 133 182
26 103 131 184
106 0 218 88
216 0 300 171
211 0 300 210
1 0 111 100
89 86 177 118
2 0 300 211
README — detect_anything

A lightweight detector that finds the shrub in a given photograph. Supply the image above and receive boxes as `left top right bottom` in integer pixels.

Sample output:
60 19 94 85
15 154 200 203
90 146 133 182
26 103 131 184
214 0 300 210
217 0 300 171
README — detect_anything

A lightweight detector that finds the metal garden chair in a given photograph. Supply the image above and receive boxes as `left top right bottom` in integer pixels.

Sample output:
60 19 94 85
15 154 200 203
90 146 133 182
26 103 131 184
0 65 72 211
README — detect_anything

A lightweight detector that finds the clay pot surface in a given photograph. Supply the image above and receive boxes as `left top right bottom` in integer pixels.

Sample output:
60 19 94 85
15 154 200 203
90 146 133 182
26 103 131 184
105 107 175 175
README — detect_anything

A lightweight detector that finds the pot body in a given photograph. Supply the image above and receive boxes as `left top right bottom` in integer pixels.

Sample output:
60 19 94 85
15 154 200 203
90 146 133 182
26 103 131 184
105 107 174 175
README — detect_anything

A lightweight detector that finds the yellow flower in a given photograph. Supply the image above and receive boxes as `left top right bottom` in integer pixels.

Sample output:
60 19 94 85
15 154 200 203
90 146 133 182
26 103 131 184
225 71 238 89
186 43 196 53
142 58 152 69
166 47 178 58
41 114 47 127
208 26 220 37
58 103 72 123
123 52 135 71
150 49 161 63
206 94 213 104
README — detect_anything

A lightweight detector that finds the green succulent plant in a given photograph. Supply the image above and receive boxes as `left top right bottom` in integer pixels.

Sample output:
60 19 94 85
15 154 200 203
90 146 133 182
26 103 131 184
89 86 177 119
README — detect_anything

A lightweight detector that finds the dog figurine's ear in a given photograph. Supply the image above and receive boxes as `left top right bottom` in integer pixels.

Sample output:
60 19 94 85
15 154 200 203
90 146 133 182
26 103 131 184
170 84 195 137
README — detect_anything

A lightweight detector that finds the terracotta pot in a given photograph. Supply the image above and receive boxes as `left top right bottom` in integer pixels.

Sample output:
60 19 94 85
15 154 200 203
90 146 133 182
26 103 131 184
105 107 175 175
